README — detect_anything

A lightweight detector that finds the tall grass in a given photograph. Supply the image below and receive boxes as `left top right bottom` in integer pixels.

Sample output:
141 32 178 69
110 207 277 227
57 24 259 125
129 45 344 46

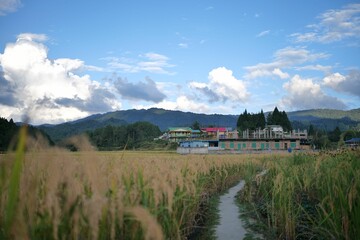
242 149 360 239
0 136 264 239
2 125 27 238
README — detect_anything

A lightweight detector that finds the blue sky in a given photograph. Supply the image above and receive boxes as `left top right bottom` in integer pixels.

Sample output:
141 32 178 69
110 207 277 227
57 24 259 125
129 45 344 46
0 0 359 124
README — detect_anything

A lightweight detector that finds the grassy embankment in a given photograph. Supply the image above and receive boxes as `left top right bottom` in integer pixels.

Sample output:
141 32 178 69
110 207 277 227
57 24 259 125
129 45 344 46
239 149 360 240
0 127 263 239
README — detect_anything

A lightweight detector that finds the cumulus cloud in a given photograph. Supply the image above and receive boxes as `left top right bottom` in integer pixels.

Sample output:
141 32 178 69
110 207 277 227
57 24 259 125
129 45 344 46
323 71 360 97
245 46 328 79
0 33 121 124
105 52 175 75
0 0 21 16
281 75 346 110
290 3 360 43
190 67 249 103
114 77 166 103
323 72 346 88
0 72 17 106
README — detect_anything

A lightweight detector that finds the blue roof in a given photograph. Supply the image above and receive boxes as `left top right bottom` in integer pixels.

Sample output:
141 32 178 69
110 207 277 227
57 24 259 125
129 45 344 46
345 138 360 143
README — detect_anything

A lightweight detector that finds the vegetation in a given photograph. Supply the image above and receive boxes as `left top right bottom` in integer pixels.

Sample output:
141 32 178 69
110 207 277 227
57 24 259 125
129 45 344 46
0 117 53 151
39 108 239 141
307 124 360 150
239 149 360 240
1 129 359 239
266 107 292 131
38 118 128 142
85 121 170 150
0 118 18 151
0 133 263 239
237 109 266 132
237 107 292 132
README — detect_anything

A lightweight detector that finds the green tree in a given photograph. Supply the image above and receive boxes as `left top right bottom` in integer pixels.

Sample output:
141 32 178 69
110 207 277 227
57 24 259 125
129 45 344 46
267 107 292 131
328 126 341 142
87 121 161 150
308 124 315 136
237 109 266 132
191 121 200 130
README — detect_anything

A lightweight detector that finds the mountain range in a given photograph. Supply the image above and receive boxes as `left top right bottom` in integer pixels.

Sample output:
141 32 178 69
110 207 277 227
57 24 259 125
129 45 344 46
38 108 360 142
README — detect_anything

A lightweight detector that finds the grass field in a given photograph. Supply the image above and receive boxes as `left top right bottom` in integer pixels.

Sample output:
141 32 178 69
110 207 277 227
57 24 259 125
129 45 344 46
0 131 266 239
0 128 358 239
239 149 360 240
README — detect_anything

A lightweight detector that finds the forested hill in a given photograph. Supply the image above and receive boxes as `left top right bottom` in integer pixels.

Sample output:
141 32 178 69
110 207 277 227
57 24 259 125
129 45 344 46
38 108 238 142
288 108 360 131
37 107 360 143
84 108 238 130
288 108 360 121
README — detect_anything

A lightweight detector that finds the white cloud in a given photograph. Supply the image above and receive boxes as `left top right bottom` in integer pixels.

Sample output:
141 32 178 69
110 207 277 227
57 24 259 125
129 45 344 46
135 95 210 113
178 43 188 48
190 67 249 103
0 0 21 16
256 30 270 38
0 33 121 124
274 46 329 64
295 64 332 74
17 33 48 42
135 95 235 115
323 72 346 88
245 46 329 79
105 52 176 75
272 68 289 79
323 71 360 97
291 3 360 43
281 75 346 110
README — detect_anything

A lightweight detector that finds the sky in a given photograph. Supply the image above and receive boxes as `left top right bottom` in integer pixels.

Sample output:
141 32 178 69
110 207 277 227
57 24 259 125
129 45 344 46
0 0 360 125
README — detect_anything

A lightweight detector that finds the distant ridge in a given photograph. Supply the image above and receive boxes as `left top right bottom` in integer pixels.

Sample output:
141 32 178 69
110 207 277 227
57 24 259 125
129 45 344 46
38 107 360 142
287 108 360 131
38 108 238 142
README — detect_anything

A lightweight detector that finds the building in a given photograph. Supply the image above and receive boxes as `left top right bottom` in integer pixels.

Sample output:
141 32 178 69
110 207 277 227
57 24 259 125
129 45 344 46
201 127 238 139
219 126 309 151
345 138 360 148
219 138 301 151
167 124 310 153
177 141 209 154
166 127 202 142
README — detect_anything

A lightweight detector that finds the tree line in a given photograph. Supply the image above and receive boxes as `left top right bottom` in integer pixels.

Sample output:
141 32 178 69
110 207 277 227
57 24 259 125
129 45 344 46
0 117 53 151
308 124 360 149
86 121 176 150
237 107 292 132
